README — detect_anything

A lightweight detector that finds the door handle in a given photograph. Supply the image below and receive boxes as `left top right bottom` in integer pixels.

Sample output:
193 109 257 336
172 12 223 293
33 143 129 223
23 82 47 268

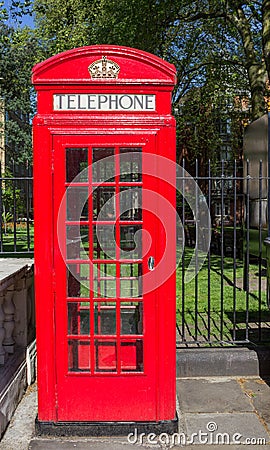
148 256 155 271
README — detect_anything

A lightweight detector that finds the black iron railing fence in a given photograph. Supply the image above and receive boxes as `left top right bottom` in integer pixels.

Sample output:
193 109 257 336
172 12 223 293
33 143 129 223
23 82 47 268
0 176 34 255
0 161 269 345
177 159 270 346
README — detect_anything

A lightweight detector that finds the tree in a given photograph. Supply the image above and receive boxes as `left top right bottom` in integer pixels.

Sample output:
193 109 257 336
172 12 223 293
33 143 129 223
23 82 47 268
32 0 268 117
6 0 270 124
4 0 270 168
31 0 262 164
163 0 269 121
33 0 175 57
92 0 175 54
0 20 37 168
33 0 101 57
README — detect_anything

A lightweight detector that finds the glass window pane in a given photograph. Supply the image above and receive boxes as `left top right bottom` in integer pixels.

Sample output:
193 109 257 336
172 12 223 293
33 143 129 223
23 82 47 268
66 225 89 259
120 225 142 259
92 148 115 182
120 264 142 298
66 186 88 221
120 148 142 182
93 264 116 298
121 302 143 335
93 225 116 259
67 264 89 298
94 302 116 335
68 302 90 335
93 187 115 221
94 340 117 372
120 187 142 220
66 148 88 183
68 339 90 372
120 340 143 372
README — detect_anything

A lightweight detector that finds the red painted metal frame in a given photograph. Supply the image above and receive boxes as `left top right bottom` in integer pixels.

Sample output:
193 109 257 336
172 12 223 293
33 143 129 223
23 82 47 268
33 45 176 423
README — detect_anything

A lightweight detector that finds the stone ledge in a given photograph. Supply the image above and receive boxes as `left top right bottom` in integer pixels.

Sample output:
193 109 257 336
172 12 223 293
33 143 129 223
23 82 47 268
0 342 36 439
177 347 270 378
0 350 27 438
0 259 33 292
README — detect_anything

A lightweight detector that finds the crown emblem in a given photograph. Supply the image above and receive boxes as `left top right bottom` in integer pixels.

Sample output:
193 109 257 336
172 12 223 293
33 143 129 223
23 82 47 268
88 56 120 79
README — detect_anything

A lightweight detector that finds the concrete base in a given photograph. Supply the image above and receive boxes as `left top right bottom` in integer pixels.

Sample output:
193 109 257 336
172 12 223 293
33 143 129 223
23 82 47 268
176 346 270 378
35 414 178 437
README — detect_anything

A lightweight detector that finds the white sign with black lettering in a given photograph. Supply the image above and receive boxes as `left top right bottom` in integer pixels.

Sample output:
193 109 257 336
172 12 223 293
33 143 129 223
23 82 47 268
53 93 156 111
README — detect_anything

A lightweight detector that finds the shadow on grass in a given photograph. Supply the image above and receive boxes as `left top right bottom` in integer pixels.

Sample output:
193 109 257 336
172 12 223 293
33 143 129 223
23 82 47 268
177 247 270 346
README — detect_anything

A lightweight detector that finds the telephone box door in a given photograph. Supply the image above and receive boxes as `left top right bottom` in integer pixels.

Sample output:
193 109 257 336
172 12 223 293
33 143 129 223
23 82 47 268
53 133 167 422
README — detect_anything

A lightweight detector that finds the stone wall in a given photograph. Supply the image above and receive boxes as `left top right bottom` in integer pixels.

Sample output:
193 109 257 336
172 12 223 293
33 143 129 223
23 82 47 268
0 260 35 439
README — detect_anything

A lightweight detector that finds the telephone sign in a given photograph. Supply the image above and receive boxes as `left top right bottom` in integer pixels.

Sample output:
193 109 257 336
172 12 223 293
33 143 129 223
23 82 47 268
53 93 156 111
32 45 177 435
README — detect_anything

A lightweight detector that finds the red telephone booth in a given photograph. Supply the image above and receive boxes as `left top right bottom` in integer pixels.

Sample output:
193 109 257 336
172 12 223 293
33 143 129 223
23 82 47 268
32 45 177 435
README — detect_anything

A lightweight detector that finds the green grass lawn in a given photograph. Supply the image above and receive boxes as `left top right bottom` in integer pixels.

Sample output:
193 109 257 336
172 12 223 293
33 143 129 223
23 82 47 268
176 248 270 344
1 223 34 253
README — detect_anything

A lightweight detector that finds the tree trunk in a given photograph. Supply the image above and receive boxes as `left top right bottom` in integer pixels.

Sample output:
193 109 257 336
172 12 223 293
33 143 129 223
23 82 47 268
262 0 270 85
248 63 267 121
232 7 267 121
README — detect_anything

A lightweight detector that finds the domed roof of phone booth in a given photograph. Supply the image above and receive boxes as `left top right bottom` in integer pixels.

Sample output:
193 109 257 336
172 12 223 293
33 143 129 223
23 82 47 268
32 45 177 86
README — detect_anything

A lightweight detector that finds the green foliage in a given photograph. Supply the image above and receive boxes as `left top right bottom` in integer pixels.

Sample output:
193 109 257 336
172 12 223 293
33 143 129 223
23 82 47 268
0 22 37 167
1 210 12 235
93 0 175 53
170 0 268 121
1 170 23 219
0 2 8 21
164 0 269 158
33 0 175 56
32 0 269 159
1 0 270 167
33 0 101 57
175 74 246 166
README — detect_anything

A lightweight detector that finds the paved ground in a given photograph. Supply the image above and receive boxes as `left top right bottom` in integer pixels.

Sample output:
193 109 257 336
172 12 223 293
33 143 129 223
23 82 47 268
1 376 270 449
